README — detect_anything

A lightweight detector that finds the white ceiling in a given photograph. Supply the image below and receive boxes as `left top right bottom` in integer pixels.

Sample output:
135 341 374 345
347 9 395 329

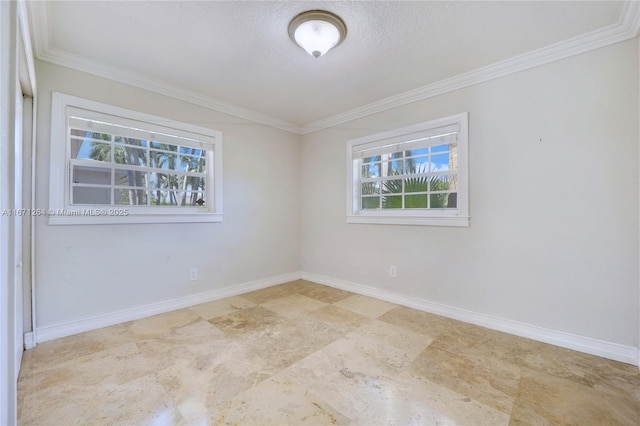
28 1 639 133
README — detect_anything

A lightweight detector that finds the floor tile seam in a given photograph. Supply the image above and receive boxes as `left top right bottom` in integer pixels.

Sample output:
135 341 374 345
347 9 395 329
438 341 526 387
405 344 522 415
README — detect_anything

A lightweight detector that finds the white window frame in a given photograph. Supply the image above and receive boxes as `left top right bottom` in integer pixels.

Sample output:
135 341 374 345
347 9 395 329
346 112 469 227
49 92 223 225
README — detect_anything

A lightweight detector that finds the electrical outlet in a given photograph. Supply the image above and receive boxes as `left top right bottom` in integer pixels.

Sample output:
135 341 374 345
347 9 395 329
389 265 397 278
189 268 198 281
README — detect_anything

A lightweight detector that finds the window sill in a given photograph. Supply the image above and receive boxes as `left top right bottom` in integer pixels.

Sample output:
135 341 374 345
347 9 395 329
346 215 469 227
48 213 223 225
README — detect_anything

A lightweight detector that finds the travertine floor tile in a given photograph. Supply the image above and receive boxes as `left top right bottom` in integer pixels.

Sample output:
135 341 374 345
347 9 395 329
17 281 640 426
353 372 511 425
282 338 400 419
378 304 460 338
296 282 354 304
240 281 306 304
407 341 521 414
261 294 328 318
242 315 346 376
188 295 255 320
343 319 432 375
208 305 282 336
509 368 640 425
19 323 135 373
212 374 350 425
307 304 371 334
19 342 181 425
332 294 397 318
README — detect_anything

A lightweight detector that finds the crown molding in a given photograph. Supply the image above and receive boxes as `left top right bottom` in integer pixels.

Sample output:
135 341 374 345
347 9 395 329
26 1 303 135
27 1 640 136
300 0 640 134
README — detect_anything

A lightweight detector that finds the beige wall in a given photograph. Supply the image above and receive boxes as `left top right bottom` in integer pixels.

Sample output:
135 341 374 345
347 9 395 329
34 61 301 328
301 39 639 347
33 38 639 351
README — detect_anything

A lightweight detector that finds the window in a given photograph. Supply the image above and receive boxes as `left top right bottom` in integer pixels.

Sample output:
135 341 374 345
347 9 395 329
346 113 468 226
49 92 223 224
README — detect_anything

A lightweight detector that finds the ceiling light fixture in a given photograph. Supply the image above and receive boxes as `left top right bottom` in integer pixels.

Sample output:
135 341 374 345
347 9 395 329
288 10 347 59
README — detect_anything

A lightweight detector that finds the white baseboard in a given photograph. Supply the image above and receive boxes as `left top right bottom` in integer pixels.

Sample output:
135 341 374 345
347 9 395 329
35 272 302 344
32 270 639 367
23 331 35 350
301 272 640 366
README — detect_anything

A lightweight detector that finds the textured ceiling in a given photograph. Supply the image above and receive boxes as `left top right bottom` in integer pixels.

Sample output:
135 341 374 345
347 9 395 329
30 1 631 129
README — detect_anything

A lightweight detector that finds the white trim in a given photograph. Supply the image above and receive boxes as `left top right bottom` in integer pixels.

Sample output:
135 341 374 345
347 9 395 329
17 1 35 98
48 213 223 226
26 0 300 135
35 272 302 343
26 1 640 135
49 92 224 225
346 113 468 227
23 331 34 350
624 0 640 37
301 1 640 134
346 215 469 227
301 272 640 366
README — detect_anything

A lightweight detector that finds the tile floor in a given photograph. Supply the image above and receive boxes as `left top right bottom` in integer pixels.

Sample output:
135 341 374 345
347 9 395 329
17 280 640 425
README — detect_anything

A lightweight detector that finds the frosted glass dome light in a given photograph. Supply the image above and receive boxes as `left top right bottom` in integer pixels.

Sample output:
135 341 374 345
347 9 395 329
288 11 347 59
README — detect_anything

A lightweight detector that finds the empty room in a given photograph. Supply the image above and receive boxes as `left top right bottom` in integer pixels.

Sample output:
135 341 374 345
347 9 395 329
1 0 640 424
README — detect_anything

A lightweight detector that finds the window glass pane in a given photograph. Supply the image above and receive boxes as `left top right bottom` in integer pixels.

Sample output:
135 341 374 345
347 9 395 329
73 141 111 162
114 188 147 206
447 192 457 208
405 194 427 208
72 165 111 185
179 155 206 172
168 175 188 191
73 186 110 205
385 160 403 176
186 176 206 192
362 163 381 178
158 175 177 190
430 175 454 191
150 149 177 170
181 192 206 207
431 175 458 191
114 169 147 188
430 193 450 209
362 196 380 209
362 156 378 164
149 172 169 190
114 146 147 166
382 195 402 209
431 153 450 171
361 182 380 195
70 130 112 161
154 190 179 206
404 176 428 193
382 179 402 194
405 156 428 174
